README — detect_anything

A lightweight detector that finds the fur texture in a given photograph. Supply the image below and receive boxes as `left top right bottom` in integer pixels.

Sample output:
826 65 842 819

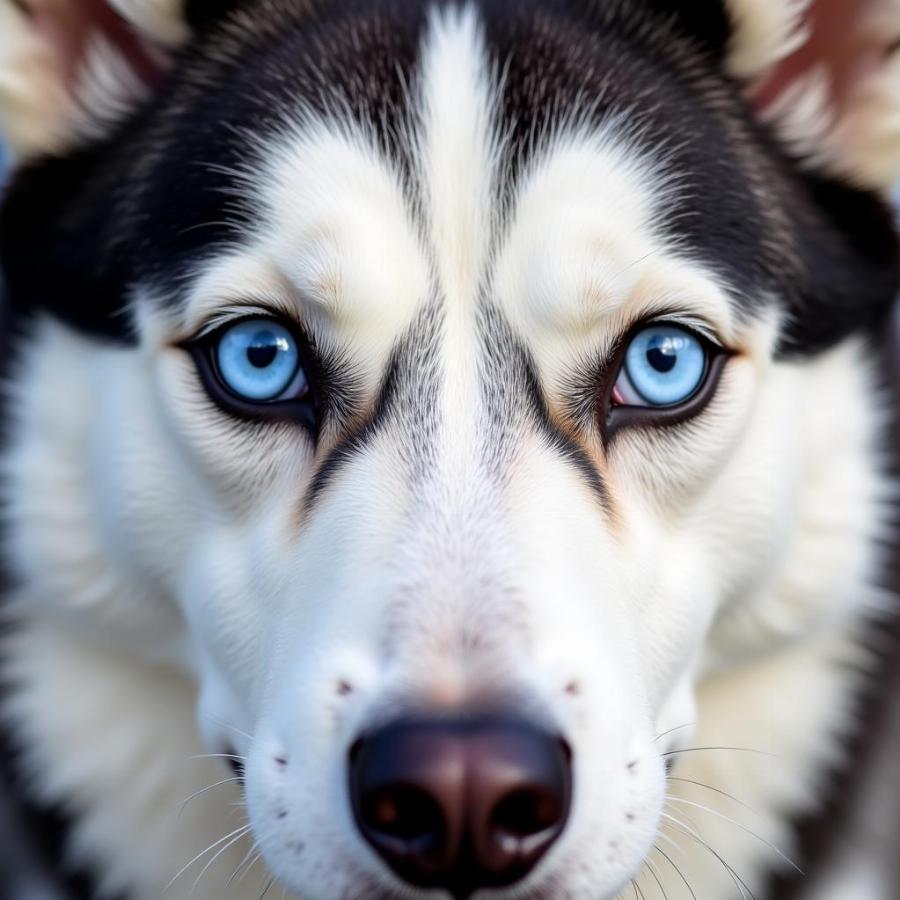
1 2 899 899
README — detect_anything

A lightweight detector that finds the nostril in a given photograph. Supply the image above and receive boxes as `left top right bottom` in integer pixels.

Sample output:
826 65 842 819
491 787 565 845
351 726 459 887
363 785 445 848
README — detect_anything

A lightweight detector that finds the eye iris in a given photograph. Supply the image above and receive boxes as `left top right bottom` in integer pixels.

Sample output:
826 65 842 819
624 326 706 407
216 320 304 402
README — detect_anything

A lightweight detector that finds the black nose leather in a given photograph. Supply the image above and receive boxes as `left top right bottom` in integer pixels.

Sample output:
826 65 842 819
349 716 572 897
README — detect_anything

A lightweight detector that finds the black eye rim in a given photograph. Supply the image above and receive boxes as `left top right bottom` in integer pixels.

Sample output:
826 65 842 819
181 315 322 436
600 320 731 443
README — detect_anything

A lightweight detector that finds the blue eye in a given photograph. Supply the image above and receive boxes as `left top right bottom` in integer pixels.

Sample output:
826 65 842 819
215 320 306 402
617 326 707 408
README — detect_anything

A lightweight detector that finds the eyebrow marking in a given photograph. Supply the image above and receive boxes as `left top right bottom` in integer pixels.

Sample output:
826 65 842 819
522 358 611 509
301 350 401 516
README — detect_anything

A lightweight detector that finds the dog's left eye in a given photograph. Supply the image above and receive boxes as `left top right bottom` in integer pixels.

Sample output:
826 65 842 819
613 325 708 408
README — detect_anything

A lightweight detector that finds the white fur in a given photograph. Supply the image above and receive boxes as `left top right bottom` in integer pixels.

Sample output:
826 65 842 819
0 5 895 900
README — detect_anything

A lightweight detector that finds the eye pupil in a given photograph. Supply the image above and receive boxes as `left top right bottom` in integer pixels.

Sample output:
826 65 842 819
646 341 678 374
247 338 279 369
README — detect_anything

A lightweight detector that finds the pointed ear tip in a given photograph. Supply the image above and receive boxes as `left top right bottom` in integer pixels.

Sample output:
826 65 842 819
0 0 188 160
723 0 900 194
723 0 812 79
110 0 189 46
0 3 72 159
837 140 900 195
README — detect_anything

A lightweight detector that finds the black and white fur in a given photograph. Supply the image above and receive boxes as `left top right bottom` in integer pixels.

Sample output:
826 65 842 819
1 1 900 898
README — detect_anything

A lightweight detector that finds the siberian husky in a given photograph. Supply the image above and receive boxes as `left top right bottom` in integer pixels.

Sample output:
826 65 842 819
1 1 900 898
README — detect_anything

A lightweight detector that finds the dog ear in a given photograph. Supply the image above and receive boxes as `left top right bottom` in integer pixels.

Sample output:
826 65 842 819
725 0 900 192
0 0 189 162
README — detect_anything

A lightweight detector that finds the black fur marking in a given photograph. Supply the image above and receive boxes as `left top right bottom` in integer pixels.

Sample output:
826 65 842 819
303 300 444 511
525 361 610 507
1 0 897 356
0 0 428 340
477 301 609 506
0 147 140 342
479 0 900 356
302 352 402 512
778 174 900 355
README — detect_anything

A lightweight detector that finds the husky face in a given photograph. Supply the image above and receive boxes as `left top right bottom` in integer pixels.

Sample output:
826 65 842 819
2 1 900 898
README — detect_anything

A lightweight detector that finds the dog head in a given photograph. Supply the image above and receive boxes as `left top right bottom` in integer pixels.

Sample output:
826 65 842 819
1 1 899 897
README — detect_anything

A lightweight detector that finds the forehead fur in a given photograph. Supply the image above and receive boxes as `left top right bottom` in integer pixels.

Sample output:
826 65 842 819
142 0 781 308
0 0 897 354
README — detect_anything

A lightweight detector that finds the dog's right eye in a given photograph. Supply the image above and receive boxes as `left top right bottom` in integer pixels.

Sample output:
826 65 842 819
187 317 317 432
215 320 306 402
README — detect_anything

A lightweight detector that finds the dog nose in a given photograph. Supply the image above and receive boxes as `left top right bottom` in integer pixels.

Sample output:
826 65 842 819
349 716 572 896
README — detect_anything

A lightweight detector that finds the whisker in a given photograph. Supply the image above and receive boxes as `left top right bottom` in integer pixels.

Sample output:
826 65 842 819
611 250 661 282
226 843 260 888
666 796 802 873
653 723 696 744
662 746 775 760
655 844 697 900
237 850 265 885
191 824 252 894
166 824 252 891
260 876 276 900
667 775 760 816
674 830 749 900
178 778 243 817
644 856 669 900
204 714 255 742
189 753 248 763
662 814 756 900
656 831 688 860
